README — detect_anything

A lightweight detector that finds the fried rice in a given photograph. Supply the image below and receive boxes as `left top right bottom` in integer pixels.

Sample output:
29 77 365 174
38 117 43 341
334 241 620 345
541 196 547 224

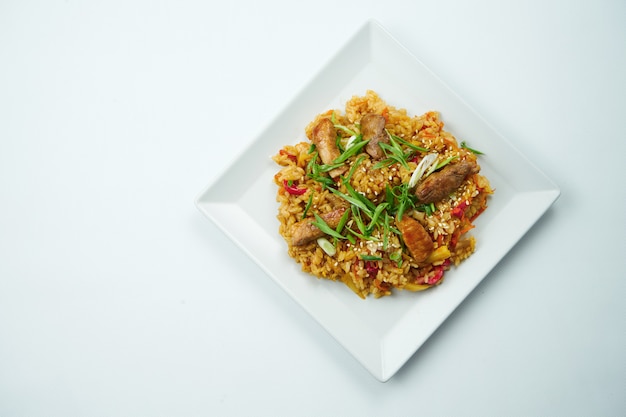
272 90 493 298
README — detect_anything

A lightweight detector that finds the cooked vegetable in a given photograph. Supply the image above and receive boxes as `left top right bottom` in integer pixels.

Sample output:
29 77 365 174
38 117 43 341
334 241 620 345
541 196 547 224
283 180 307 195
409 153 438 188
317 237 336 256
460 141 484 155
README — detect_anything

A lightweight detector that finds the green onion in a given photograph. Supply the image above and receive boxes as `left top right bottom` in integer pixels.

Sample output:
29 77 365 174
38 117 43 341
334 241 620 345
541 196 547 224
335 133 344 153
382 212 391 250
312 213 346 240
346 227 378 241
335 208 350 234
416 202 436 216
461 141 484 155
329 188 372 216
372 158 396 170
317 237 336 256
344 154 366 183
360 254 383 261
409 153 438 188
394 183 415 221
343 179 376 213
389 251 403 267
435 155 458 170
317 162 346 173
332 138 368 164
366 202 389 234
302 192 314 219
306 151 336 189
344 134 358 150
334 124 358 137
379 142 410 169
390 133 429 152
351 205 367 235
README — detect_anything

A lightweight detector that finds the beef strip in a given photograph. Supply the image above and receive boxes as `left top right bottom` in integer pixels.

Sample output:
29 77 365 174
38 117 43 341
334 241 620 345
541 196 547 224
361 113 389 160
397 216 433 263
311 118 347 178
414 160 479 204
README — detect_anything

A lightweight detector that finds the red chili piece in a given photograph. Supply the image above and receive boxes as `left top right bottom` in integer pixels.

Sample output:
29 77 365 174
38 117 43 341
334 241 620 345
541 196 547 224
283 180 307 195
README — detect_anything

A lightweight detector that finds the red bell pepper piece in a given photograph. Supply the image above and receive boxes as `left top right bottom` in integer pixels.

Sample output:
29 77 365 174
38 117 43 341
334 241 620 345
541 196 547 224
426 259 451 285
452 200 468 218
279 149 297 163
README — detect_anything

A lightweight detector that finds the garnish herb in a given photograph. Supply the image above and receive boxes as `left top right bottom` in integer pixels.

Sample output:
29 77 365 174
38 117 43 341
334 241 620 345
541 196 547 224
344 135 358 150
335 134 344 153
460 141 484 155
360 254 383 261
344 154 366 183
367 202 389 234
306 151 336 190
390 133 429 152
416 202 436 216
317 237 336 256
434 155 458 170
393 182 416 221
329 187 372 217
312 213 346 240
389 251 403 267
376 135 414 170
351 205 367 235
332 111 358 137
335 208 350 234
408 153 438 188
302 192 314 219
332 138 368 165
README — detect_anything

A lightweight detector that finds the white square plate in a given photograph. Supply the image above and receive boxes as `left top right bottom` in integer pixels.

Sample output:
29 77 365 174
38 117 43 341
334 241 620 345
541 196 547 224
195 20 560 381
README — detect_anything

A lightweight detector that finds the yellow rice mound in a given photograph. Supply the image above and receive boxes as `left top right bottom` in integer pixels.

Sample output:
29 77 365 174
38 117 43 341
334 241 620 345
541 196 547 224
273 90 493 298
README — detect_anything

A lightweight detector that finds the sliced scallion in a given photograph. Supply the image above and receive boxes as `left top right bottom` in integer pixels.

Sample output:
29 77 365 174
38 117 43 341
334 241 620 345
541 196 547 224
460 141 484 155
351 205 367 235
329 188 372 217
360 254 383 261
344 134 358 150
434 155 458 171
389 251 403 267
312 213 346 240
302 192 314 219
408 153 438 188
390 134 429 152
335 208 350 234
366 202 389 234
332 138 368 164
317 237 336 256
344 154 366 183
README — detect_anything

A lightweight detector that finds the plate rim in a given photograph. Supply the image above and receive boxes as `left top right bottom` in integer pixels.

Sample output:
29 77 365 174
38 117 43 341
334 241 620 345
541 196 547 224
195 19 560 382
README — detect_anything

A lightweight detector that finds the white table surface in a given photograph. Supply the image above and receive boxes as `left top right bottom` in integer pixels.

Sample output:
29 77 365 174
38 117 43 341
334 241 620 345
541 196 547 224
1 1 625 415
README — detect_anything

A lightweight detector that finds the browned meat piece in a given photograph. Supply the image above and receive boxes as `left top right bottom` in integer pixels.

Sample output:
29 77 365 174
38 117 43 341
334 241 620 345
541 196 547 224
414 160 479 204
291 207 347 246
361 113 389 160
311 118 347 178
397 216 433 263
